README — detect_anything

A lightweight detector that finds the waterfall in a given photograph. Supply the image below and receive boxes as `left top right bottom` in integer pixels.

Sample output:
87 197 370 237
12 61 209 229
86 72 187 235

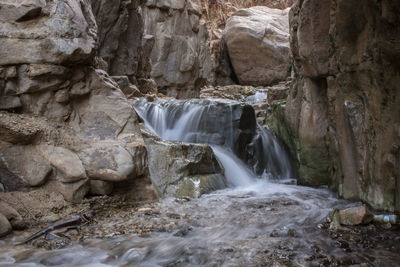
132 97 294 187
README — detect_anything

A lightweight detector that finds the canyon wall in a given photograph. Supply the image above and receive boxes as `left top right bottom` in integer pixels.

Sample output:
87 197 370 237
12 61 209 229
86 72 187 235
0 0 154 203
285 0 400 212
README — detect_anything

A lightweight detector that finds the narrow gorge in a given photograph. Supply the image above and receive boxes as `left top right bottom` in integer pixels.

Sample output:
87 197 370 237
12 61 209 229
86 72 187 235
0 0 399 266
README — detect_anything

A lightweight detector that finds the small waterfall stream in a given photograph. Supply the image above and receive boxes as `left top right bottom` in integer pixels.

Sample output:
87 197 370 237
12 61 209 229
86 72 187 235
0 98 399 266
132 97 294 186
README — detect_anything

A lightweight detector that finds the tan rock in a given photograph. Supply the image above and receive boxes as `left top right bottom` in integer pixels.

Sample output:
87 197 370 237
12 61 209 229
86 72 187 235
339 206 373 226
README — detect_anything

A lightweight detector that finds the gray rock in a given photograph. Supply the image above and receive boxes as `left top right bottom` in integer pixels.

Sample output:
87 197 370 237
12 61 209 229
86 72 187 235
38 145 87 183
142 129 227 198
0 0 97 65
224 7 290 86
78 141 134 182
143 0 212 98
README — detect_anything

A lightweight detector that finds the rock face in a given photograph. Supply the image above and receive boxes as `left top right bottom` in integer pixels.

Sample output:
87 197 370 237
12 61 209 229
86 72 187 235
285 0 400 212
90 0 151 84
142 0 212 98
0 0 152 204
142 128 227 198
223 7 290 86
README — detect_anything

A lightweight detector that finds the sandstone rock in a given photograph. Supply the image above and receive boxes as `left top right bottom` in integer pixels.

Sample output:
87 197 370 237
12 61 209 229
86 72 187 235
339 206 373 226
143 0 212 98
0 201 25 230
0 142 52 189
89 180 114 196
142 128 227 198
0 0 97 65
38 145 87 183
138 78 158 95
223 7 290 86
78 142 134 182
0 213 12 238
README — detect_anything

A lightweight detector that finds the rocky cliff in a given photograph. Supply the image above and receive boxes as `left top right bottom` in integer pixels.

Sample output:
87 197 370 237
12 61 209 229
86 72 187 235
285 0 400 212
0 0 153 205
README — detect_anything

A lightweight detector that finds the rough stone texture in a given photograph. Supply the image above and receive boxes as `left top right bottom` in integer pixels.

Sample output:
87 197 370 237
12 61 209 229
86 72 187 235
142 128 227 198
285 0 400 211
142 0 212 98
90 0 151 84
339 206 373 226
38 145 87 183
0 213 12 238
223 7 290 86
0 142 52 189
0 1 150 204
0 0 97 65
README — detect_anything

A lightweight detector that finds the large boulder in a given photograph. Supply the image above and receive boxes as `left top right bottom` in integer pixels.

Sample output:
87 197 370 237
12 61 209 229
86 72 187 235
142 128 227 198
223 7 290 86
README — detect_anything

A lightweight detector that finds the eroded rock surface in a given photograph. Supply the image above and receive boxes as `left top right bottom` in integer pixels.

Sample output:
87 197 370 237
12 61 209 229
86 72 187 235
284 0 400 212
142 0 212 98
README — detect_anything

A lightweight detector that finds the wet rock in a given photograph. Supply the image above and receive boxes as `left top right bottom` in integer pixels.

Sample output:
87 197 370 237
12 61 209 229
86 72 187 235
0 201 25 230
142 128 227 198
0 213 12 238
223 7 290 86
339 206 373 226
89 180 114 196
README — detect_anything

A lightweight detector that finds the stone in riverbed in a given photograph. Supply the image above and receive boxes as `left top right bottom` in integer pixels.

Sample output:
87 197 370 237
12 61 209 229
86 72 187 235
0 213 12 238
339 206 373 226
142 128 227 198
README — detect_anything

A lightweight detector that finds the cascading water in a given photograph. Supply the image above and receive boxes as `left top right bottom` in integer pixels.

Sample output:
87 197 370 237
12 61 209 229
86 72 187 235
132 97 294 187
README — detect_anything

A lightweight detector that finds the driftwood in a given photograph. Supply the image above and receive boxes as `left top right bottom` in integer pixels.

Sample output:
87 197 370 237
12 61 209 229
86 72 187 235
16 215 82 245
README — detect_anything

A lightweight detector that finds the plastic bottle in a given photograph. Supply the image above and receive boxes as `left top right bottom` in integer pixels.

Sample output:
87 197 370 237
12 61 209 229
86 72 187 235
373 214 398 224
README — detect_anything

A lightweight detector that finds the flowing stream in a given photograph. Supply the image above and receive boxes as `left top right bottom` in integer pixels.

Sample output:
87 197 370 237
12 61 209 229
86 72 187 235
0 98 399 266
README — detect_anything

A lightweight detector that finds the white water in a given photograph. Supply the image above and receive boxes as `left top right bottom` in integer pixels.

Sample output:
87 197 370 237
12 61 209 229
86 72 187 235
132 97 294 186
